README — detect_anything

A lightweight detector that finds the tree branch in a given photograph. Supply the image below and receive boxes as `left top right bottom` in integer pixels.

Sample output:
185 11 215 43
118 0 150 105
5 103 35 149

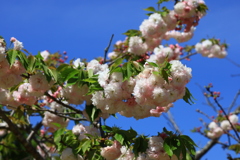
104 34 114 64
44 92 83 115
214 99 240 142
27 122 43 142
0 109 44 160
228 90 240 114
195 138 219 160
163 111 182 135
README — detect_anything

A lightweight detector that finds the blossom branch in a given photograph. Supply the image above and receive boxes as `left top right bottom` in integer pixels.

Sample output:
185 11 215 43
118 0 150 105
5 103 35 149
196 109 214 121
179 52 197 60
214 99 240 142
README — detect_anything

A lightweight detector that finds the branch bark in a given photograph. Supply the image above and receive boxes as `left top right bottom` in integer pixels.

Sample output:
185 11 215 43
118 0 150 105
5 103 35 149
194 138 219 160
0 109 44 160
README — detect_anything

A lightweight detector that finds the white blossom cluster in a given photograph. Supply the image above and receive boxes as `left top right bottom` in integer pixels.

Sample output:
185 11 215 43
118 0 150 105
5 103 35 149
195 39 227 58
72 123 100 140
0 38 58 110
91 59 191 119
101 136 180 160
127 0 206 56
207 114 239 139
174 0 205 18
61 84 92 105
61 148 83 160
42 101 69 132
148 44 182 64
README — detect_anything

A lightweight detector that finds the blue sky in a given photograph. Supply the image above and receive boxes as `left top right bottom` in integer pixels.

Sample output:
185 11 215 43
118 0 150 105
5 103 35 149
1 0 240 159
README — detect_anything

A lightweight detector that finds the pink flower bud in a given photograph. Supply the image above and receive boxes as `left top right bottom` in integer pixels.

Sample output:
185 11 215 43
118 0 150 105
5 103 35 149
10 37 16 42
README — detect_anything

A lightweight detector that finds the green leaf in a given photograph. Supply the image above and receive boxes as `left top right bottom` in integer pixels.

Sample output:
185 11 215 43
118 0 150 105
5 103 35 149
66 69 79 81
57 63 70 72
123 29 142 37
197 3 208 14
133 136 148 157
85 105 100 122
164 139 173 157
228 144 240 154
161 69 169 83
180 135 197 146
182 87 196 105
157 0 171 4
49 68 58 82
110 58 124 73
27 55 36 73
52 123 62 128
147 61 158 67
143 6 156 12
101 125 112 132
35 52 44 60
6 49 18 66
81 139 92 153
53 128 65 148
41 65 52 82
114 133 124 144
17 51 28 69
88 69 93 78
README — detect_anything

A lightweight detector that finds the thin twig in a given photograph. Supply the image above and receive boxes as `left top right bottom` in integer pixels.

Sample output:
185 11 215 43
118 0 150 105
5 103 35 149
228 90 240 114
166 111 182 134
225 57 240 68
196 109 214 121
214 99 240 142
108 53 127 67
104 34 114 64
26 107 87 121
224 131 239 143
44 92 83 115
195 83 217 112
179 52 197 60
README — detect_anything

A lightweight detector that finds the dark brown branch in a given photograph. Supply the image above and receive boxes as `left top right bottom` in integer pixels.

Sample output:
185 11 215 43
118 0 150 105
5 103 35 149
27 122 43 142
44 92 83 114
26 108 87 121
214 99 240 142
104 34 114 64
179 52 197 61
195 83 217 112
195 138 219 160
0 109 44 160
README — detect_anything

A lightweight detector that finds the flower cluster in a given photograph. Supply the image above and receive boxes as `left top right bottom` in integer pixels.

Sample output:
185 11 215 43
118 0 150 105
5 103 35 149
72 123 100 140
128 0 207 56
101 135 180 160
42 101 69 132
207 114 239 139
61 148 83 160
91 57 191 119
195 39 227 58
101 141 122 160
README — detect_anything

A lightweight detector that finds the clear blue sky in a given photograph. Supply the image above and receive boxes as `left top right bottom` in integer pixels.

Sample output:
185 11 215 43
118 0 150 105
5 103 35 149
1 0 240 159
